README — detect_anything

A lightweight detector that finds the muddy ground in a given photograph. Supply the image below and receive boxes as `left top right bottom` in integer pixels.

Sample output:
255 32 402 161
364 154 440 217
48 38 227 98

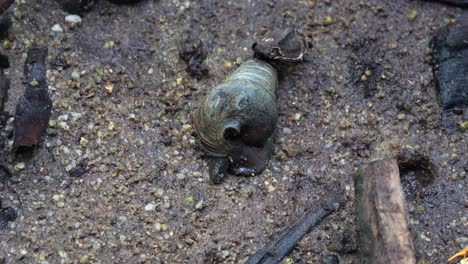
0 0 466 263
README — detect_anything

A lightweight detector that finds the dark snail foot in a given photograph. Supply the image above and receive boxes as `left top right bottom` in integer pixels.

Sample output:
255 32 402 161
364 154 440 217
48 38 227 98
207 140 274 184
207 157 230 185
228 140 273 176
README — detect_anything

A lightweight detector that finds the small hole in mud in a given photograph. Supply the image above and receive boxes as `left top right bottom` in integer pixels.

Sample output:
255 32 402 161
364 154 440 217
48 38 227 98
398 156 436 199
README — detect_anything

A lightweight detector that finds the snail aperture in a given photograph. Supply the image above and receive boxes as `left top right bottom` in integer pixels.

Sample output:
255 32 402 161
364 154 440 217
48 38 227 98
194 59 278 176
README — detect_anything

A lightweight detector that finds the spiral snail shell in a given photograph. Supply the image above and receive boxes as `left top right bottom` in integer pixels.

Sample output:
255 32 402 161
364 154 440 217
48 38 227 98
194 59 278 179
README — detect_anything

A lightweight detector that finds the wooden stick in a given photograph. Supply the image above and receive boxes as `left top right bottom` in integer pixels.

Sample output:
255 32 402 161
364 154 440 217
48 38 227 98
246 193 342 264
355 159 416 264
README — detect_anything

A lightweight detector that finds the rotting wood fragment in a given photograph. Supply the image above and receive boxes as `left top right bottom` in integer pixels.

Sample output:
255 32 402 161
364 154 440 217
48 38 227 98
355 159 416 264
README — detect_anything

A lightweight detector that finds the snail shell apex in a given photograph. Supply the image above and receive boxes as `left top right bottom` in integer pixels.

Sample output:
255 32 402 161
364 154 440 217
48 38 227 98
194 59 278 157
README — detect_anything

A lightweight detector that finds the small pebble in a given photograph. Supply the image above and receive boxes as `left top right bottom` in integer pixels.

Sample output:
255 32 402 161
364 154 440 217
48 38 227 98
195 200 203 210
145 203 156 211
323 16 334 26
222 60 232 68
282 127 292 135
80 137 89 146
65 15 82 26
289 113 301 121
163 196 170 209
397 113 406 120
51 24 63 33
71 71 80 79
407 9 418 21
105 83 114 94
420 233 431 242
460 121 468 132
14 162 25 171
108 121 115 131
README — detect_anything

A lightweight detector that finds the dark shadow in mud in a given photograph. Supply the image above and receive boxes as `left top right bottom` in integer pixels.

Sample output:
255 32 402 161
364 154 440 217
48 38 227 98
0 205 16 230
398 154 437 199
349 38 384 98
0 165 17 230
13 147 35 160
0 164 11 183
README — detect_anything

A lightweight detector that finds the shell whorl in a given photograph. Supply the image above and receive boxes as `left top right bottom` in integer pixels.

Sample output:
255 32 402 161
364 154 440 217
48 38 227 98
194 59 278 157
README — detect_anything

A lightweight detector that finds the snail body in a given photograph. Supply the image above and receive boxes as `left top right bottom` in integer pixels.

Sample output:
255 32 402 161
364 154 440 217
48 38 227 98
194 59 278 178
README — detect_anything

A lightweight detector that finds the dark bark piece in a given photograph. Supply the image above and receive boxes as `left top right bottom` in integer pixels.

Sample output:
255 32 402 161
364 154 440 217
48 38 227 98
246 193 343 264
354 159 416 264
0 0 13 15
13 47 52 149
24 47 48 88
431 13 468 110
13 87 52 149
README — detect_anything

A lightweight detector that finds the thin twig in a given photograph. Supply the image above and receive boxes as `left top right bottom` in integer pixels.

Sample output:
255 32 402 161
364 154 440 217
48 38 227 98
246 193 343 264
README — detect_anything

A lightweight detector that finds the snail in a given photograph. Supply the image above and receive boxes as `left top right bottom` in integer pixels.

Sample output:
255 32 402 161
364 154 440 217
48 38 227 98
194 59 278 184
194 28 307 184
252 28 306 63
